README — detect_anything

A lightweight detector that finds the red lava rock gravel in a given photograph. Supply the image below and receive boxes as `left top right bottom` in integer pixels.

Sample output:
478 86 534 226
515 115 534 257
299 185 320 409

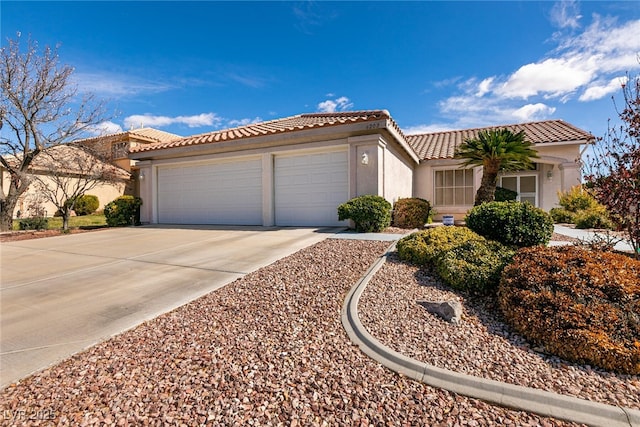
359 253 640 411
1 239 578 426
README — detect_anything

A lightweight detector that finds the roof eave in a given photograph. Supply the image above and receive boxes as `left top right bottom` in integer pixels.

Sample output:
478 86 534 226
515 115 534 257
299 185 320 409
533 138 593 147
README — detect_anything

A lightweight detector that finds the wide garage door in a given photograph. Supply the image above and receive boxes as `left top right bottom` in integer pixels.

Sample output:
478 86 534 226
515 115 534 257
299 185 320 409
157 158 262 225
275 150 349 226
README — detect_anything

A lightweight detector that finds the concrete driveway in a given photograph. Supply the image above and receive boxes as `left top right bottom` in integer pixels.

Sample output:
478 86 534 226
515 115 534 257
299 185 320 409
0 225 340 388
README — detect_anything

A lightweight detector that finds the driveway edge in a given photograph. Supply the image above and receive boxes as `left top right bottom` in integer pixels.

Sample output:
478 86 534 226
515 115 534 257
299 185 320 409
341 242 640 427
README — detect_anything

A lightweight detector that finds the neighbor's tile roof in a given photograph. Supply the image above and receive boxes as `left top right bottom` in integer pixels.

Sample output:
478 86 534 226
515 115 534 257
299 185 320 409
130 110 402 153
406 120 595 160
77 128 182 145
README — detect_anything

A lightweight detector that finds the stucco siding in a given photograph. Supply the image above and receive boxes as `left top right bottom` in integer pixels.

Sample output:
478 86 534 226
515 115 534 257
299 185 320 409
383 143 413 204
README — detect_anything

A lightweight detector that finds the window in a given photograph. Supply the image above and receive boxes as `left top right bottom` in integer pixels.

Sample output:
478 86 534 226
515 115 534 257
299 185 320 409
434 169 474 206
501 175 538 206
111 142 129 159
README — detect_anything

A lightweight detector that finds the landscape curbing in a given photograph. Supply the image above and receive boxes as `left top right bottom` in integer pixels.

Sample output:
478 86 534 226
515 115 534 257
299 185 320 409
340 240 640 427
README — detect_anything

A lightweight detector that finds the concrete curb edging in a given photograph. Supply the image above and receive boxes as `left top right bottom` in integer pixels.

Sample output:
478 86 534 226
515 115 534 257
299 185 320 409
341 242 640 427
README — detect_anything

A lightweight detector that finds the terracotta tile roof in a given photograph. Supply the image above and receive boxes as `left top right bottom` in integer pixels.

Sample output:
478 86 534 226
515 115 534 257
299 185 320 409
11 145 131 180
130 110 403 153
406 120 595 160
77 128 182 145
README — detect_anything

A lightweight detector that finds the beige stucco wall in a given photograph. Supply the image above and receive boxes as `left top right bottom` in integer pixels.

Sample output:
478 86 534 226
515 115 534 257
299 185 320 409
2 170 127 218
382 140 414 204
135 131 418 225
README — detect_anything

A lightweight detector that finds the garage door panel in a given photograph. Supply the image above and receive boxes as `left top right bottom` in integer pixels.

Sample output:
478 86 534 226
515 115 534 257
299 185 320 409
275 150 348 226
157 158 262 225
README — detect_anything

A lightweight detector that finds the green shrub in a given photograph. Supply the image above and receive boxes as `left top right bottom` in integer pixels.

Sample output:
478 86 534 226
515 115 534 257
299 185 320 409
18 217 49 230
499 246 640 374
558 185 598 212
337 195 391 232
549 207 576 224
104 196 143 227
494 186 518 202
436 239 516 295
397 226 481 266
392 198 431 228
574 206 614 230
466 201 553 248
72 194 100 216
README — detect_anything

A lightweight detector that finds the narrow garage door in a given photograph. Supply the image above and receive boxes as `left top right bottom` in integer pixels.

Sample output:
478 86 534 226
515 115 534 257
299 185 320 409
157 158 262 225
274 150 349 226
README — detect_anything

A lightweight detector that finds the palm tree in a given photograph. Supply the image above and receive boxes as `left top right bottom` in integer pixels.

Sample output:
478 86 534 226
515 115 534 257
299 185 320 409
455 128 539 206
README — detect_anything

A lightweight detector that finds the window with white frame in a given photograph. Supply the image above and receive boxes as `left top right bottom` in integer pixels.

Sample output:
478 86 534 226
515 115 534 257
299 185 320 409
500 175 538 206
434 169 474 206
111 142 129 159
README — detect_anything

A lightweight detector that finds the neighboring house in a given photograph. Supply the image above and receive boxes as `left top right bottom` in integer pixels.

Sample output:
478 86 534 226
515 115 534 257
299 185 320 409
1 145 131 218
77 127 182 173
1 128 181 218
129 110 594 226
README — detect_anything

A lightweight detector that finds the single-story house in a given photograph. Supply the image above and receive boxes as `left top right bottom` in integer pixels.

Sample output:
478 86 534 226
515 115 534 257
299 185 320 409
129 110 594 227
1 144 131 218
1 127 182 218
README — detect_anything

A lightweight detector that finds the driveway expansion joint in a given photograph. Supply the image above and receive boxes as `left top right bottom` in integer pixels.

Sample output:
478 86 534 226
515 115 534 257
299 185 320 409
341 241 640 427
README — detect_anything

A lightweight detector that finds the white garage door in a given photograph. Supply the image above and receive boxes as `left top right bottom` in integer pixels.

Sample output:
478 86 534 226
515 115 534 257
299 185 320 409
275 150 349 226
157 158 262 225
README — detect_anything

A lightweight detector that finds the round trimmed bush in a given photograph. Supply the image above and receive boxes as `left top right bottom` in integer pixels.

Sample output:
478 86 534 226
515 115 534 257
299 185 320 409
436 239 516 295
104 195 143 227
499 245 640 374
337 195 391 232
466 201 553 247
397 226 481 266
72 194 100 216
392 198 431 228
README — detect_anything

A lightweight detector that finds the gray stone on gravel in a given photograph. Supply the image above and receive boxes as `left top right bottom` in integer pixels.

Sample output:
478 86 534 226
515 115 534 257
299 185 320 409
418 300 463 324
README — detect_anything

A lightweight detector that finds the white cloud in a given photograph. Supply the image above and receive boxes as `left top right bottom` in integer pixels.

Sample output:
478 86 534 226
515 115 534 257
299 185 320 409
476 77 494 97
496 57 595 99
550 1 582 29
317 96 354 113
579 76 628 101
73 72 174 97
429 14 640 128
403 124 456 135
226 72 267 88
86 121 123 136
123 113 222 130
227 117 263 127
496 16 640 101
512 103 557 121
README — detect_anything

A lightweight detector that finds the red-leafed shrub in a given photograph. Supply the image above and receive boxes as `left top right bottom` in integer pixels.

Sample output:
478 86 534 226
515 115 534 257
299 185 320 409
392 198 432 229
499 246 640 374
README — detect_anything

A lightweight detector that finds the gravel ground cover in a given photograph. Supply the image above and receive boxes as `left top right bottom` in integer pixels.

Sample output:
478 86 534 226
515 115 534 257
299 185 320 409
359 253 640 411
0 239 577 426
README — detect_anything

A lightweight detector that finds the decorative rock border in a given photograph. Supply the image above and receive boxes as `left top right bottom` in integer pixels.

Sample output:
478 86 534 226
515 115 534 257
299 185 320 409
341 242 640 427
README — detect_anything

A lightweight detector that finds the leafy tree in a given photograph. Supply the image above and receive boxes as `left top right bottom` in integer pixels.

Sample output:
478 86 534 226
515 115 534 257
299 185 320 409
583 72 640 257
455 129 539 206
0 33 108 231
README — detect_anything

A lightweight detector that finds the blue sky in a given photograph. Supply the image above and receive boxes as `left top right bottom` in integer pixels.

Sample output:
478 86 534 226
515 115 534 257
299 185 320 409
2 1 640 140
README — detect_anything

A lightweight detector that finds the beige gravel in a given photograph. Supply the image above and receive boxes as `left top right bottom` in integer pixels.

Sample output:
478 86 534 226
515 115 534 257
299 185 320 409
0 239 579 426
359 252 640 411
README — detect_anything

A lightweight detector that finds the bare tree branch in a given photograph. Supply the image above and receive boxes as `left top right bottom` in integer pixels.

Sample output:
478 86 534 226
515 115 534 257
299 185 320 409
0 33 110 231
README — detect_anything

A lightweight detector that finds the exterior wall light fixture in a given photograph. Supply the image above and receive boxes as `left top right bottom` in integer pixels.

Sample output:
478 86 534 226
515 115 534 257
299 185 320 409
361 152 369 165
